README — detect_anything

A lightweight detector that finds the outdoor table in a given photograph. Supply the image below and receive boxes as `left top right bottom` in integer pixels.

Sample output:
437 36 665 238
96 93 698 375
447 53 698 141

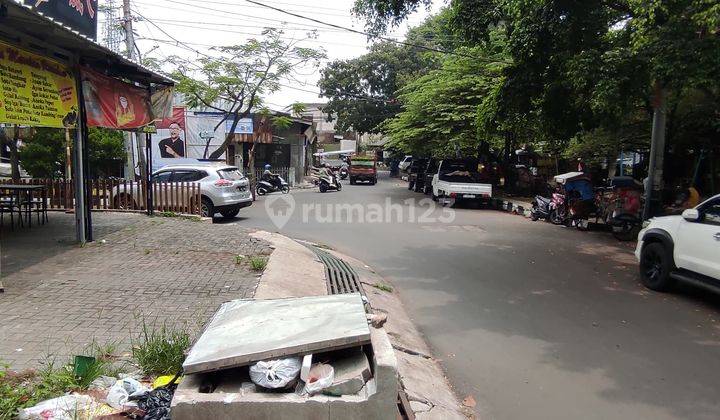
0 184 48 229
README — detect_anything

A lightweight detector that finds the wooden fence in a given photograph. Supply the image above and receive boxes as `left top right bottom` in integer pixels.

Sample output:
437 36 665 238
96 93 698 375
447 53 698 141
0 178 202 215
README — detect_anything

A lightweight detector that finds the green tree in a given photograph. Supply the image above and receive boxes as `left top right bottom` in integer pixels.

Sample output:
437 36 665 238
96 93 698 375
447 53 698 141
170 29 325 160
17 128 125 179
318 11 455 135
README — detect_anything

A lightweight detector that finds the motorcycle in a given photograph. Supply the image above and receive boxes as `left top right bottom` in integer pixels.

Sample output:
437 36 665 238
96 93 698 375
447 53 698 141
256 175 290 195
339 166 349 180
530 195 553 221
318 172 342 193
549 191 567 225
600 176 643 241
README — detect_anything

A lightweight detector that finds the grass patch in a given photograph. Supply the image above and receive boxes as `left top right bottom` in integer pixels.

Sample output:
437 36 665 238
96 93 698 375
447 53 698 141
372 283 393 293
0 341 123 419
154 212 202 222
132 320 190 376
248 256 268 271
235 254 246 265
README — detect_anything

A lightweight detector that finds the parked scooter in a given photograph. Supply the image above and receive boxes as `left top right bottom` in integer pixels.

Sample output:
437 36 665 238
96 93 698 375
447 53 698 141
530 195 553 221
256 175 290 195
318 172 342 193
549 191 567 225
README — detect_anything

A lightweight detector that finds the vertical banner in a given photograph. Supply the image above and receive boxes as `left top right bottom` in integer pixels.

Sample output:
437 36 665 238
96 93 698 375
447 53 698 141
0 41 78 128
81 68 152 129
154 107 187 160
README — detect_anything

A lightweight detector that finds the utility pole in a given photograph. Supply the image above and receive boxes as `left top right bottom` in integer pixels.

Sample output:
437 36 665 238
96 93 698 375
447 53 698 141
122 0 147 182
643 85 667 220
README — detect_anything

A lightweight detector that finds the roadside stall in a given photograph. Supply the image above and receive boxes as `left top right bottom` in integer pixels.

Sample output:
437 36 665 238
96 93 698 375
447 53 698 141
0 0 174 245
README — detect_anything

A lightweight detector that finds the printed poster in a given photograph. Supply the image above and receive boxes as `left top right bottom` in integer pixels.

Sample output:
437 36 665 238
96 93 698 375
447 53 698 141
81 68 152 129
0 40 78 128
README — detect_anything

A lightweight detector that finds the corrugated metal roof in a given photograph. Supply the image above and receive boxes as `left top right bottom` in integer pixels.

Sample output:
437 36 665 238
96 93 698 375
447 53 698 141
0 0 174 86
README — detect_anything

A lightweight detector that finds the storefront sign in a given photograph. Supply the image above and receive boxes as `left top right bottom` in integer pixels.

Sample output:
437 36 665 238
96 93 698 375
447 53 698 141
24 0 99 40
81 68 152 129
226 117 253 134
0 40 78 128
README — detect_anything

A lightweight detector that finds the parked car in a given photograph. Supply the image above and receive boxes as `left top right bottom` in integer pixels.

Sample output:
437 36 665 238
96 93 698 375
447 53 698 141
407 158 428 192
430 159 493 206
349 156 377 185
636 194 720 292
422 159 438 195
111 164 252 218
398 156 413 172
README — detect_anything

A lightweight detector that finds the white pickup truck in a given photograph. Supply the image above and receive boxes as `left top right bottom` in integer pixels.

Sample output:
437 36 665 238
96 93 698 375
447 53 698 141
431 159 493 206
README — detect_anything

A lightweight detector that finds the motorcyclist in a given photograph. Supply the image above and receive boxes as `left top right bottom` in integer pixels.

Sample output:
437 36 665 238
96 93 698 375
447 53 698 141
261 164 281 189
318 163 338 187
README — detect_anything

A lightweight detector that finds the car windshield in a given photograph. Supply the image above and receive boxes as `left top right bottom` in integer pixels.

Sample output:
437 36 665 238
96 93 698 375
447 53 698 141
217 168 245 180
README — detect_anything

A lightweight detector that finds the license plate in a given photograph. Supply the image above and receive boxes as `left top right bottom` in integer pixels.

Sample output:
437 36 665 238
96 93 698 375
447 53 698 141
464 194 476 199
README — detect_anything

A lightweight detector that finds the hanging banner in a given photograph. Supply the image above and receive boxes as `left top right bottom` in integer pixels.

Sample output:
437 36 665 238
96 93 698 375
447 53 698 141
81 68 152 129
0 40 78 128
151 86 174 121
153 106 187 159
24 0 99 40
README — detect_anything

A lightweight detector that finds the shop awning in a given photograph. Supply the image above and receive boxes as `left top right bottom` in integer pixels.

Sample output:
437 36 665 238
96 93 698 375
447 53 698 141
0 0 173 86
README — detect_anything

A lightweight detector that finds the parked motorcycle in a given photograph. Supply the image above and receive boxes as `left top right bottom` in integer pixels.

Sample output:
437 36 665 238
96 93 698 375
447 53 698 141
256 176 290 195
318 172 342 193
549 191 567 225
530 195 553 221
601 176 643 241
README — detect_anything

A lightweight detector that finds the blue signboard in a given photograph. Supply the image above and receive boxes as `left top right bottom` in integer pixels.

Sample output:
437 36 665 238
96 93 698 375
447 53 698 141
226 118 253 134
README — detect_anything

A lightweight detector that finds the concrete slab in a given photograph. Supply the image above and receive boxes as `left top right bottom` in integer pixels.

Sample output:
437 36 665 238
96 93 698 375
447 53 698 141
172 328 398 420
183 294 371 374
324 348 372 396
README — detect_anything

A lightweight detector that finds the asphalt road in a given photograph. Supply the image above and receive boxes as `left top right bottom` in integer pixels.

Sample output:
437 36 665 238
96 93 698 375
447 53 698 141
232 172 720 420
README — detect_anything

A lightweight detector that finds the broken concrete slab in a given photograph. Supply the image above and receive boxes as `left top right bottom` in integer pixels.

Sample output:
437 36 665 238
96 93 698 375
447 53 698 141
183 294 371 374
324 348 372 396
173 328 398 420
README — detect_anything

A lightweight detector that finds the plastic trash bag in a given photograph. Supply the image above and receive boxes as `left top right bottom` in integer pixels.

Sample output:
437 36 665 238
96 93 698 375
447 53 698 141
129 384 177 420
249 357 302 389
18 394 94 420
303 363 335 395
106 377 150 409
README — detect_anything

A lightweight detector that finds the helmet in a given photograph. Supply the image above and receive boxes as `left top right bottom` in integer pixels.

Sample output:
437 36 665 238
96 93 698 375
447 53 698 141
264 164 271 170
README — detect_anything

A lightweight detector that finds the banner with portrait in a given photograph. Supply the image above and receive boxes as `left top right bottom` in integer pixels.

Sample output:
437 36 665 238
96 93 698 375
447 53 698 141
152 106 187 160
81 68 152 129
0 40 78 128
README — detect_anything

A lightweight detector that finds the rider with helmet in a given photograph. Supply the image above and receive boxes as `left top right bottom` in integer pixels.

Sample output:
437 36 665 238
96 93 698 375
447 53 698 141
262 164 281 189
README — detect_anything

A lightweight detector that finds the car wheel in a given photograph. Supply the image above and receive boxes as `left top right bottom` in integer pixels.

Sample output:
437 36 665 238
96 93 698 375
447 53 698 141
639 242 676 291
201 197 214 218
220 207 240 219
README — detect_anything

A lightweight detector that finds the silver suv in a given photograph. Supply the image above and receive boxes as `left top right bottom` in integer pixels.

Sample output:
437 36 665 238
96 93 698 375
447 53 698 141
112 164 252 218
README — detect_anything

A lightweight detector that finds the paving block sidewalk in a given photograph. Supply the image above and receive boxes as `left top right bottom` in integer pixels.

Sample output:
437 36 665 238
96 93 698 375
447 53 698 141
0 212 271 369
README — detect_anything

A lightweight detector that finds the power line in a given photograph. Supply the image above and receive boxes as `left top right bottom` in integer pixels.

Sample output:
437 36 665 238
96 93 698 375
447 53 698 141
244 0 504 62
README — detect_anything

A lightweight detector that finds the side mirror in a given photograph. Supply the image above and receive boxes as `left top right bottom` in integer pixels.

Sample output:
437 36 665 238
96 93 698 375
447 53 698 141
682 209 700 222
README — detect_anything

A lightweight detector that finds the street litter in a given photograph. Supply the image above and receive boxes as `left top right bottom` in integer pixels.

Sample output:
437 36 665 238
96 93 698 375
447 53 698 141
129 384 177 420
18 394 94 420
153 374 183 389
302 363 334 395
106 377 150 409
249 357 302 389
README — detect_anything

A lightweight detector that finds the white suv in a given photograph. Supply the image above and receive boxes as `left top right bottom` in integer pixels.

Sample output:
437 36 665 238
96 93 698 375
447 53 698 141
636 194 720 291
112 164 252 218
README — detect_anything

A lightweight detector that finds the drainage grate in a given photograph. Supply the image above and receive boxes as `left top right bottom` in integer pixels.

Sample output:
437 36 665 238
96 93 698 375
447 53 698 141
311 247 363 295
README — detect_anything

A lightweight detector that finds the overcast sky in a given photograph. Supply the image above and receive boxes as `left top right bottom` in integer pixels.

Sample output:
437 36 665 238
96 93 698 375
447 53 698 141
107 0 444 111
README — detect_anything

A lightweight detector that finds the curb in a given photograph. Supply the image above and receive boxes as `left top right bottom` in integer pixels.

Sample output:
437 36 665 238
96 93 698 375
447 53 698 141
490 197 532 218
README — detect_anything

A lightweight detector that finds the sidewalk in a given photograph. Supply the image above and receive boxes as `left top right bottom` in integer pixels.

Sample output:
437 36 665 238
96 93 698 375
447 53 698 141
0 212 271 368
251 231 469 419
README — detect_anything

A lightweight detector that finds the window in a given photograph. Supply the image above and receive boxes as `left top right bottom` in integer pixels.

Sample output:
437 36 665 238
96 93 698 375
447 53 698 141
172 170 205 182
153 171 172 183
701 199 720 225
217 168 245 181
